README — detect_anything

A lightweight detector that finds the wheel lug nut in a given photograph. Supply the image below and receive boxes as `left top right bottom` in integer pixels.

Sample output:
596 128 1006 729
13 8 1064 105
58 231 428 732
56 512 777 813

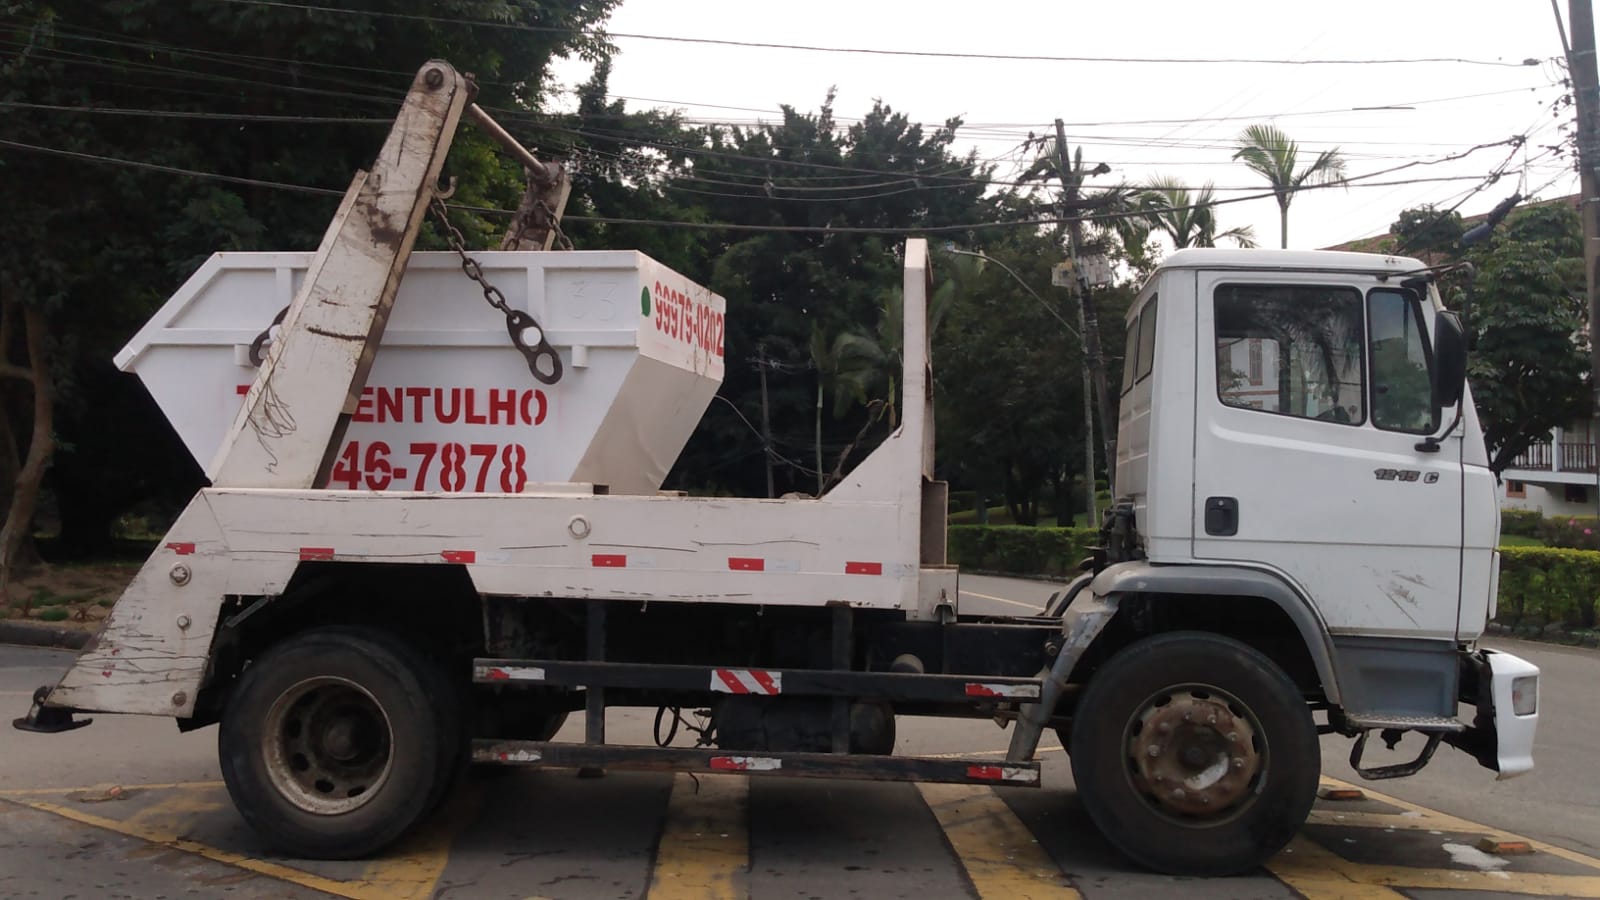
1147 744 1161 758
1227 732 1238 743
1197 793 1210 805
1171 788 1185 800
1208 714 1217 725
1158 722 1173 734
1232 757 1245 770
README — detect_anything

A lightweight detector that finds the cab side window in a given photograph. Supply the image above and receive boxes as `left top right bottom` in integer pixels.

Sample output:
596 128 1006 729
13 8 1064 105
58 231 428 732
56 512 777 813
1121 295 1157 394
1214 284 1364 423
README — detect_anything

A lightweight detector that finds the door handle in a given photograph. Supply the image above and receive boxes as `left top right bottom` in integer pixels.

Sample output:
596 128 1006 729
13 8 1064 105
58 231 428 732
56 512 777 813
1205 496 1238 536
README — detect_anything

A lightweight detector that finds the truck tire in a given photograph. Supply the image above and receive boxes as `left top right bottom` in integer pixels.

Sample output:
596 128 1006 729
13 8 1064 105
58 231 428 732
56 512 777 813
1068 631 1317 876
219 627 453 859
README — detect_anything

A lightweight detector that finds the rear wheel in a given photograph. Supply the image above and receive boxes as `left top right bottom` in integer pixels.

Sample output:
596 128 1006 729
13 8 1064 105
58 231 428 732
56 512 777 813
1069 631 1318 876
219 627 451 859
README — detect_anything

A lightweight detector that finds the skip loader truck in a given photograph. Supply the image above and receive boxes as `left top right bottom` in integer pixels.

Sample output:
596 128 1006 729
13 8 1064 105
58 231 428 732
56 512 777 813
13 62 1541 877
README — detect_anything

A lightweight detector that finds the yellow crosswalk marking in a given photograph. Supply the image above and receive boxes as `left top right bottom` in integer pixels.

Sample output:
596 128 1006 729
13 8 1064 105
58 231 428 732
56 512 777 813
1318 776 1600 872
4 780 479 900
646 773 749 900
918 783 1080 899
1271 834 1600 898
1267 837 1412 899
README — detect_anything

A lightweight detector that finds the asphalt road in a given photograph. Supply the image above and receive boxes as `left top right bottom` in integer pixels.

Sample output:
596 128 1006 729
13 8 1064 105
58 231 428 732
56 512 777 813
0 573 1594 899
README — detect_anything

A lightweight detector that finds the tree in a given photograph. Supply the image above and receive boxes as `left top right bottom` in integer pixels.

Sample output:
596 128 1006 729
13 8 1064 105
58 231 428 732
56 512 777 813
1457 203 1591 474
1141 177 1258 250
1232 124 1347 248
652 93 996 498
1391 204 1466 259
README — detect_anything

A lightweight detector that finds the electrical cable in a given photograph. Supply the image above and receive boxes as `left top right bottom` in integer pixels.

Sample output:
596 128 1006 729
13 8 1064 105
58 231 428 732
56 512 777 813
211 0 1543 68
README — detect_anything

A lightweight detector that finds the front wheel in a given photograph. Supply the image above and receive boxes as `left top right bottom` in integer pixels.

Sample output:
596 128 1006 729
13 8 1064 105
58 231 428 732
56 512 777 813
219 627 452 859
1069 631 1318 876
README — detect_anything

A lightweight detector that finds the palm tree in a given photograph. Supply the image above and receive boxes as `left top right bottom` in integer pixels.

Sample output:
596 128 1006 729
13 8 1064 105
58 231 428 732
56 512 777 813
1232 124 1348 248
1141 176 1258 249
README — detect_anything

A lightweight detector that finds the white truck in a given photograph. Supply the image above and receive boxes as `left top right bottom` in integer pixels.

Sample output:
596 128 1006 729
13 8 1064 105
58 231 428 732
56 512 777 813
14 62 1540 877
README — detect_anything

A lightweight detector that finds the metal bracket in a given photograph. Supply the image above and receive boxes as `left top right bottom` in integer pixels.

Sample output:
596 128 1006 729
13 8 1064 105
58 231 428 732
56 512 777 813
1349 729 1443 780
1006 592 1117 762
12 686 92 734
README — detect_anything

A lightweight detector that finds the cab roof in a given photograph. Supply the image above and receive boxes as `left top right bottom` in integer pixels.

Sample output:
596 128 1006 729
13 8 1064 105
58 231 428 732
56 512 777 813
1155 248 1426 274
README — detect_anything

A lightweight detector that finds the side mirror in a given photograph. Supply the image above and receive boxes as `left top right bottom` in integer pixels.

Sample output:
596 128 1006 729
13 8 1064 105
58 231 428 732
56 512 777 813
1432 310 1467 409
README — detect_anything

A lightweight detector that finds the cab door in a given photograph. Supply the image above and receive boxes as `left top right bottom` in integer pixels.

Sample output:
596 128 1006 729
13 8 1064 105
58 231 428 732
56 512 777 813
1190 273 1462 640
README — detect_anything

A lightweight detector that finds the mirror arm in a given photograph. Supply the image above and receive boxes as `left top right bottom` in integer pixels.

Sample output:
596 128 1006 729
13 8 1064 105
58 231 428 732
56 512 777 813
1416 404 1464 453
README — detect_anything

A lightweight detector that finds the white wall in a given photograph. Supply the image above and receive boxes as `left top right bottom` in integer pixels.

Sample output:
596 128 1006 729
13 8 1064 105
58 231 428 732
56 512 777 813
1502 482 1598 520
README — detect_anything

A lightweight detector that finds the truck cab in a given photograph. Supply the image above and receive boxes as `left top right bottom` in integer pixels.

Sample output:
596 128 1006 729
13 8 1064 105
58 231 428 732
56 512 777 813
1096 248 1534 771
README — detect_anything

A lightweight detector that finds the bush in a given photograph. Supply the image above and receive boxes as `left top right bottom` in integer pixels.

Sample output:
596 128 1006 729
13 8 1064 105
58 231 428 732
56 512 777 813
948 525 1098 577
1534 515 1600 550
948 491 978 513
1496 547 1600 631
36 608 69 623
1499 508 1543 537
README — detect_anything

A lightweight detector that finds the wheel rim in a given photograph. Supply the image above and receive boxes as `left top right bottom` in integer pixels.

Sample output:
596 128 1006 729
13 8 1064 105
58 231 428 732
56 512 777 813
262 675 394 815
1123 683 1266 824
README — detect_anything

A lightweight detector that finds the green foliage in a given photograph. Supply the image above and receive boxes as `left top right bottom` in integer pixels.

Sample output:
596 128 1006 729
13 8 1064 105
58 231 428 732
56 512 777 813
1499 508 1544 536
947 526 1098 577
1497 547 1600 630
1139 177 1257 250
35 607 68 622
1534 515 1600 551
1391 205 1465 257
1458 204 1591 474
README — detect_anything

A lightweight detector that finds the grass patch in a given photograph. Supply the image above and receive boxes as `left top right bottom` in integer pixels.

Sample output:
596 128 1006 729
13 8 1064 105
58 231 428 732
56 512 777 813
35 607 69 622
1500 534 1546 548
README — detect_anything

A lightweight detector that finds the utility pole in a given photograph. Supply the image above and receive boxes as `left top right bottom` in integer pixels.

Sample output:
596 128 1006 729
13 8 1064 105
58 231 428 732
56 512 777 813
1568 2 1600 412
755 350 776 498
1054 119 1117 505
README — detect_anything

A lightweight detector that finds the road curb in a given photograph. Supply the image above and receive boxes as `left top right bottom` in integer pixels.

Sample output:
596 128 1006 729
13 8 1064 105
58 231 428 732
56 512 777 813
0 621 91 650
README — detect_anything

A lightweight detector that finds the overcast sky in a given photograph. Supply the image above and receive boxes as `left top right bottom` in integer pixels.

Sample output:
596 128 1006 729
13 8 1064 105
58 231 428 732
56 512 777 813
549 0 1581 254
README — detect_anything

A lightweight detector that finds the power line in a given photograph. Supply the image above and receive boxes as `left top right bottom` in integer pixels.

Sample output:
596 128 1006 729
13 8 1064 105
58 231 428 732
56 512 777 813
212 0 1543 68
0 136 1518 235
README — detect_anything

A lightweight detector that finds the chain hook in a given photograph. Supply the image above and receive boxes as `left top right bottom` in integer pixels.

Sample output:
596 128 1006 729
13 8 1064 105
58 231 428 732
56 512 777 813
429 198 564 385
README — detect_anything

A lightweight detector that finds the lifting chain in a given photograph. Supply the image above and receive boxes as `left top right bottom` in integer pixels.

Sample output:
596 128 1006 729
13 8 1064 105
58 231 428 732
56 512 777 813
246 200 566 386
430 197 563 385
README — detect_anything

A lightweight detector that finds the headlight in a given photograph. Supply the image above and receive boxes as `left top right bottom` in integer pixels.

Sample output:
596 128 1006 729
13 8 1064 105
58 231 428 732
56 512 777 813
1511 675 1538 716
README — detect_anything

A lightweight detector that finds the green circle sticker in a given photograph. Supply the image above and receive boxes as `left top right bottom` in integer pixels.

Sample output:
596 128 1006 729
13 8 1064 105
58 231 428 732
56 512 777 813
640 286 651 317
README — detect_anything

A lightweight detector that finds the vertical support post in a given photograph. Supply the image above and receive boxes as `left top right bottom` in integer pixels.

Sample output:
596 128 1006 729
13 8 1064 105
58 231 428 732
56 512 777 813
585 600 607 746
830 604 853 754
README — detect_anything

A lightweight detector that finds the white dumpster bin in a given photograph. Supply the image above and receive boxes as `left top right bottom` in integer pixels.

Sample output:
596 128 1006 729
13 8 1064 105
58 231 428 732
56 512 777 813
117 251 725 495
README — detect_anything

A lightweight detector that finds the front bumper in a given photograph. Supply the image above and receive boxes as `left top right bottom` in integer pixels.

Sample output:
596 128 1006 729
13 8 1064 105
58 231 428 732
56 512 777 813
1446 648 1539 779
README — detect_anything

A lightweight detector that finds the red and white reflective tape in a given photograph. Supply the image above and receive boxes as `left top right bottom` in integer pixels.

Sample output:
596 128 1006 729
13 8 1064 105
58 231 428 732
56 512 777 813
441 549 476 563
476 664 546 682
165 542 196 556
592 553 627 568
709 755 783 772
966 765 1039 784
727 557 765 571
844 561 883 576
495 748 542 763
299 547 335 561
964 682 1041 699
711 668 782 695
